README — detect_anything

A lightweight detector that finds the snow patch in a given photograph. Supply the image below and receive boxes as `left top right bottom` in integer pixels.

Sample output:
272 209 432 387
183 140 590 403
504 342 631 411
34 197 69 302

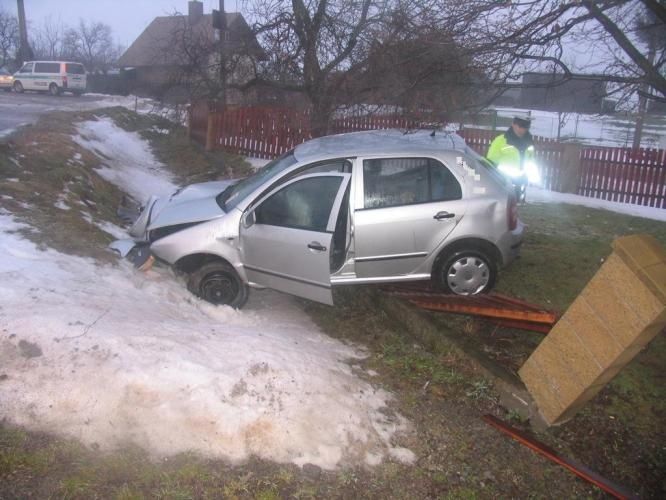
0 214 413 469
245 157 270 170
72 117 177 204
527 186 666 221
54 199 70 211
82 212 127 239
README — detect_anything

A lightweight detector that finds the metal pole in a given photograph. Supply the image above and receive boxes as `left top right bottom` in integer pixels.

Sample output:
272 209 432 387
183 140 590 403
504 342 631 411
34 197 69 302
16 0 33 65
219 0 227 106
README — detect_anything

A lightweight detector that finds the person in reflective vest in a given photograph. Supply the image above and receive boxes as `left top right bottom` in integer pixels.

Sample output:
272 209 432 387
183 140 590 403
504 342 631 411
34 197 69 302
486 116 538 202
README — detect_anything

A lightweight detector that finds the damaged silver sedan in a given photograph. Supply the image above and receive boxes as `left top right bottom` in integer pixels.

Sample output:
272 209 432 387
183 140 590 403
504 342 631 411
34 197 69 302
111 130 524 309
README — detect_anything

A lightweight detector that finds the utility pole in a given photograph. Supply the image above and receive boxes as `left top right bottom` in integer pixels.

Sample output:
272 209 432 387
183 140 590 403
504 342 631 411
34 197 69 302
212 0 227 105
16 0 34 65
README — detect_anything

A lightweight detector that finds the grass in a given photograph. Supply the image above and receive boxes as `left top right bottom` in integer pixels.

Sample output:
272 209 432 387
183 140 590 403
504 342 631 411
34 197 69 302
1 108 665 497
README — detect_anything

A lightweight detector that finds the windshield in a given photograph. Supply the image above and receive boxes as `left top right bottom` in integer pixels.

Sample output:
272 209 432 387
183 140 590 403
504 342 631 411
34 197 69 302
216 151 298 211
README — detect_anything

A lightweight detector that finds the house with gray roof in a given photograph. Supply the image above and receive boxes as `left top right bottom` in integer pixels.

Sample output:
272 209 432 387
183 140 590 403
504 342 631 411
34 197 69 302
118 1 263 101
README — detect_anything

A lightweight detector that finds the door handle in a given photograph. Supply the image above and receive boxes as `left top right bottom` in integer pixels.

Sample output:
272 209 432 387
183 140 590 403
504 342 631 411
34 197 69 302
307 242 327 252
433 211 455 220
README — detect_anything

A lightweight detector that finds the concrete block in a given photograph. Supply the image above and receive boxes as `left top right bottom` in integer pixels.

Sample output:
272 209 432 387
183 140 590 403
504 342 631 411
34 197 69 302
519 234 666 426
556 298 624 367
519 358 566 424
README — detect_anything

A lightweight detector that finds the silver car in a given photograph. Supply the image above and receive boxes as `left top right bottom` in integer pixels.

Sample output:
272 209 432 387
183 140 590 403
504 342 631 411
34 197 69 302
111 130 524 308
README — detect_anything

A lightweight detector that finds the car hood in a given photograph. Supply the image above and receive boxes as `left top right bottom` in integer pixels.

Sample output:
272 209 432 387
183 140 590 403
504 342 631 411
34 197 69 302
140 180 237 234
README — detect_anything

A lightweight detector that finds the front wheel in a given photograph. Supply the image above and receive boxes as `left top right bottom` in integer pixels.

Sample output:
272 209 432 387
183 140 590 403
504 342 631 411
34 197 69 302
13 81 24 93
433 249 497 296
187 261 249 309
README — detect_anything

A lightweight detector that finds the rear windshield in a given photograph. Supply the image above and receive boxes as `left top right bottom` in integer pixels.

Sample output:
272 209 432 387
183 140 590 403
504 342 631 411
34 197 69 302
465 147 511 188
34 62 61 74
65 64 85 75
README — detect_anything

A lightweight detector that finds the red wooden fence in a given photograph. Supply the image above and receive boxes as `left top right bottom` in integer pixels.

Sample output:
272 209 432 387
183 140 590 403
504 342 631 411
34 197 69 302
579 147 666 208
210 107 311 158
188 103 666 209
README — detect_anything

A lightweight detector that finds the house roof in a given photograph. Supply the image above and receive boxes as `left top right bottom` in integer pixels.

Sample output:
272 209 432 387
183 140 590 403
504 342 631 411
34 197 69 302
118 12 263 67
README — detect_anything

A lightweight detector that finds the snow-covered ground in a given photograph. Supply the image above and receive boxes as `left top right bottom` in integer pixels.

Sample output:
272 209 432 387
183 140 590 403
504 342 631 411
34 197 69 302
73 117 178 204
527 186 666 221
0 119 415 470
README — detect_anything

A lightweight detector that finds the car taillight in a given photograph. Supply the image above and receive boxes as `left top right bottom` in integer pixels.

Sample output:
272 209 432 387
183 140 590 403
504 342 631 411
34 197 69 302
507 194 518 231
63 75 68 88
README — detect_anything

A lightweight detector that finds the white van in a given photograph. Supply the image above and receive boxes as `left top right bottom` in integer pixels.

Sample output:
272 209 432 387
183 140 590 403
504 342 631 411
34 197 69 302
12 61 87 96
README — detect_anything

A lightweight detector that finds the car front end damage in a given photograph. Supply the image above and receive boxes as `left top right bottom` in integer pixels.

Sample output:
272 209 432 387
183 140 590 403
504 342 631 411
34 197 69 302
110 180 237 269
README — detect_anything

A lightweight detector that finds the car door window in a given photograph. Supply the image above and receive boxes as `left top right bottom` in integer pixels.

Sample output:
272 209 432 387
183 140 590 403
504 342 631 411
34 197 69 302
19 63 33 73
282 159 352 184
363 158 430 209
363 157 461 209
255 176 343 232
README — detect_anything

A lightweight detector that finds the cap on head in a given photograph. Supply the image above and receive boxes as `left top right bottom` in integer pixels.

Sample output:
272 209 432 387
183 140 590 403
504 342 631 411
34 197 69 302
513 116 531 129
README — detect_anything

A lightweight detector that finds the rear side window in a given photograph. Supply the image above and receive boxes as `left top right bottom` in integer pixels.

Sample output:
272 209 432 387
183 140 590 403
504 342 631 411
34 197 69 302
34 62 61 74
66 64 85 75
363 158 461 209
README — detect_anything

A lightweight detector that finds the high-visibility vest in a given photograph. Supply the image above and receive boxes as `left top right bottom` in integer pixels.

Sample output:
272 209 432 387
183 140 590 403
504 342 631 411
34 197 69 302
486 133 535 171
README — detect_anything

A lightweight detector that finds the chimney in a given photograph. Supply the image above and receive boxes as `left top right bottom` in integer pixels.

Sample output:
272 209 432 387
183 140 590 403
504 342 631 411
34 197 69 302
188 1 204 23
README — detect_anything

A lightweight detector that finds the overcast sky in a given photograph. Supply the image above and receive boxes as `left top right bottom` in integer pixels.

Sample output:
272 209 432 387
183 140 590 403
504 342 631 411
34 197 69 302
2 0 240 47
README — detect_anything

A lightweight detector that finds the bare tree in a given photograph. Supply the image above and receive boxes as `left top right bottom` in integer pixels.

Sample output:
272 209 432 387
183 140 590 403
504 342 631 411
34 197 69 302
64 20 121 73
241 0 388 135
455 0 666 105
31 18 66 60
262 1 664 108
0 9 19 68
155 11 265 102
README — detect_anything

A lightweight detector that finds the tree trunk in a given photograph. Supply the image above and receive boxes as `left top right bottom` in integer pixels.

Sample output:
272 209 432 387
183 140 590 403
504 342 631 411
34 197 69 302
632 44 656 150
309 90 333 138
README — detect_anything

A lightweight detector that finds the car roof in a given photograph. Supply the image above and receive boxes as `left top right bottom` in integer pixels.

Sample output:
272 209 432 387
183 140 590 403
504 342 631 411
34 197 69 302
293 129 468 163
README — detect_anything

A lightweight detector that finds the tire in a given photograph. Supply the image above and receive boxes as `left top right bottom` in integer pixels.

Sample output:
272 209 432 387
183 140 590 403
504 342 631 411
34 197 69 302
49 83 60 96
187 261 249 309
13 81 23 93
433 249 497 296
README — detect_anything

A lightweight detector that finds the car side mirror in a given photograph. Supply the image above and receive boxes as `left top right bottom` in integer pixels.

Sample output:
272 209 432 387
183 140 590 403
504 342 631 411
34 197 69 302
243 210 256 228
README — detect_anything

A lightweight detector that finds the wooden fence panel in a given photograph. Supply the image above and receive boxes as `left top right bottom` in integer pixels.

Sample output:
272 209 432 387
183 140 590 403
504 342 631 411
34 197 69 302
579 147 666 208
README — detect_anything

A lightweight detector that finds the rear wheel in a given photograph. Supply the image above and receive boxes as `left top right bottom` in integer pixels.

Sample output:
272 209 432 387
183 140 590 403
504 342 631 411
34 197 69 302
433 249 497 295
49 83 60 96
187 261 249 309
13 81 23 93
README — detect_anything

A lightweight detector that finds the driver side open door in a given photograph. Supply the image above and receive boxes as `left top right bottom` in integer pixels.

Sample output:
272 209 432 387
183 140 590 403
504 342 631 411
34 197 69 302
240 173 351 305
